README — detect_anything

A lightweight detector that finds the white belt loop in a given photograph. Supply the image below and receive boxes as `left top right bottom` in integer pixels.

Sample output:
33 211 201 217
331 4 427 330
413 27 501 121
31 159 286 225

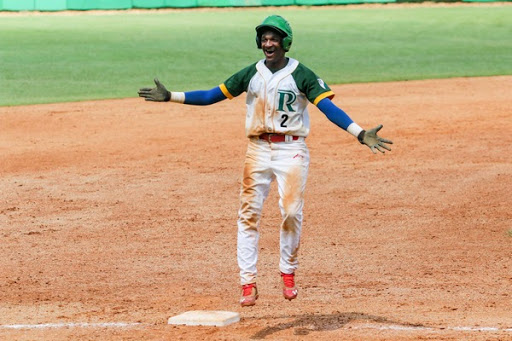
285 135 292 143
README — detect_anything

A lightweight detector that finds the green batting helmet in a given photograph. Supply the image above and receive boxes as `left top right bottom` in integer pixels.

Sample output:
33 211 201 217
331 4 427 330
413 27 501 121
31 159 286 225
255 15 293 52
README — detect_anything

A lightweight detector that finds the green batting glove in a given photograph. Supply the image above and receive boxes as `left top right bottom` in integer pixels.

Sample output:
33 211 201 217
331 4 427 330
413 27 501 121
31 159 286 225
357 124 393 154
138 78 171 102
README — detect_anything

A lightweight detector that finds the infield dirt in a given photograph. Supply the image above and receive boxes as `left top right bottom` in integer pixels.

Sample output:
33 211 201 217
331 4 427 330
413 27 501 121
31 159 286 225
1 76 511 340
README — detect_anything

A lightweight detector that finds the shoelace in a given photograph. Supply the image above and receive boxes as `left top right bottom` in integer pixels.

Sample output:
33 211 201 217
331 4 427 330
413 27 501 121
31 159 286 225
242 284 255 296
282 274 295 288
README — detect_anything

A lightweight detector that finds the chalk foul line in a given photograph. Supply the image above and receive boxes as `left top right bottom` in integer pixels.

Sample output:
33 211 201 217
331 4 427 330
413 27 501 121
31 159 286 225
350 323 512 332
1 321 511 333
0 322 143 330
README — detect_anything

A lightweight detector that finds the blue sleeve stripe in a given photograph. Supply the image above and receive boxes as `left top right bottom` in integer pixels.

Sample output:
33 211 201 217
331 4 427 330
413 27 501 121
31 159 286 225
316 97 354 131
184 87 227 106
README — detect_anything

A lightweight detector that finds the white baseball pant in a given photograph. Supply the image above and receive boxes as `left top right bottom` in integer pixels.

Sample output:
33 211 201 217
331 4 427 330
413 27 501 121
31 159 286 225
237 137 310 285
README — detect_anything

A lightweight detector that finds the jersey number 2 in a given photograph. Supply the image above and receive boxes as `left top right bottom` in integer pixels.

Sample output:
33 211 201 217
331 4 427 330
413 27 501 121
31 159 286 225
280 114 288 128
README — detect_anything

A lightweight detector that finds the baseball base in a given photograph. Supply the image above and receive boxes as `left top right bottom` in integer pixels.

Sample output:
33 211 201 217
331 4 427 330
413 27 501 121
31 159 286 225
167 310 240 327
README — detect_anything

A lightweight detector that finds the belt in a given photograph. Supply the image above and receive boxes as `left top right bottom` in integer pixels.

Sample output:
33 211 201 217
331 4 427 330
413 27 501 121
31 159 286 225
258 133 302 143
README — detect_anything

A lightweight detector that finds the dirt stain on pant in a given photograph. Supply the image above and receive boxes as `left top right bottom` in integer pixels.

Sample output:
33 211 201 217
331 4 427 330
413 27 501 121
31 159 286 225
281 165 303 233
239 159 260 230
280 165 304 265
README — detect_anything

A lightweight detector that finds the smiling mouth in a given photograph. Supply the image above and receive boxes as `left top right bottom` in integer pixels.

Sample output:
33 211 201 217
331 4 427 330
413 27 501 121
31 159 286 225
264 49 275 58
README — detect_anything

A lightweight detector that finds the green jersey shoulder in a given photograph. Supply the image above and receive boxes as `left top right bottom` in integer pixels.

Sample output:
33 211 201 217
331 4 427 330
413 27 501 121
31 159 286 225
220 59 334 104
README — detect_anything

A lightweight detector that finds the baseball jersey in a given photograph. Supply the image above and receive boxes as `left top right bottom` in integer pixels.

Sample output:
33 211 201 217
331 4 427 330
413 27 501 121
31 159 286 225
219 58 335 138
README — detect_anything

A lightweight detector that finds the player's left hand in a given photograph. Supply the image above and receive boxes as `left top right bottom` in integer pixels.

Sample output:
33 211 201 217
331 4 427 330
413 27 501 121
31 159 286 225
138 78 171 102
358 124 393 154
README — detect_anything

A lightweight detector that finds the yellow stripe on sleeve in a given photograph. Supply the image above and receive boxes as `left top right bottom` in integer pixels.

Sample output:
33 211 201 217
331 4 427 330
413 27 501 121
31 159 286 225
219 84 234 100
313 91 335 106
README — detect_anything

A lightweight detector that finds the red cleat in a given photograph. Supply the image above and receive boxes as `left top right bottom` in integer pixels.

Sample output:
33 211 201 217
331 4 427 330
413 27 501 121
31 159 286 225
240 283 258 307
281 272 298 301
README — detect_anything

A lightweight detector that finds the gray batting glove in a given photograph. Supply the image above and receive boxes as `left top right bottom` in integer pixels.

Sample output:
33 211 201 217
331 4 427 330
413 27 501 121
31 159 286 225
357 124 393 154
138 78 171 102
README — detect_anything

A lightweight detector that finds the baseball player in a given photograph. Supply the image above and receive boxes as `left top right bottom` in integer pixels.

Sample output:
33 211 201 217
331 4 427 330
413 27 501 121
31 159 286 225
138 15 392 307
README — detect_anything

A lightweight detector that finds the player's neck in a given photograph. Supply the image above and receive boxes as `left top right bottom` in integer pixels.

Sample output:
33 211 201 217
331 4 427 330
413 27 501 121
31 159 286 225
265 57 288 73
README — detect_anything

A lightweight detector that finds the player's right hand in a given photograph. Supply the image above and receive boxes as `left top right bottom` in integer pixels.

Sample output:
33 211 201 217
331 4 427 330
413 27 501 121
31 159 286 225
138 78 171 102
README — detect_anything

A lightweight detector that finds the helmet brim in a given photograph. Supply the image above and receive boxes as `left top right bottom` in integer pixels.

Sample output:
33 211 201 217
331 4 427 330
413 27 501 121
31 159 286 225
255 25 287 39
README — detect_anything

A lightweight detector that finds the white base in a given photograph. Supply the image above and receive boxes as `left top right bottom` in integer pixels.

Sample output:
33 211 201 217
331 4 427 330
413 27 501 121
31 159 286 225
167 311 240 327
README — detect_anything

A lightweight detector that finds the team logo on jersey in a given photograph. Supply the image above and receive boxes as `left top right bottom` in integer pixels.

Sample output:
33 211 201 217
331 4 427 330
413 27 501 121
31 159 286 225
277 90 296 112
317 78 326 89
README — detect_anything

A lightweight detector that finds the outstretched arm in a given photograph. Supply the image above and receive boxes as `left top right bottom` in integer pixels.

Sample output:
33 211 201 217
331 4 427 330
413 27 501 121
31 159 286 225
138 78 227 106
317 97 393 154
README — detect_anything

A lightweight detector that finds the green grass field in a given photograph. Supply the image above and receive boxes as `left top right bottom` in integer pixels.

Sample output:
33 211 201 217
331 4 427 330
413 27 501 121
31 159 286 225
1 5 511 106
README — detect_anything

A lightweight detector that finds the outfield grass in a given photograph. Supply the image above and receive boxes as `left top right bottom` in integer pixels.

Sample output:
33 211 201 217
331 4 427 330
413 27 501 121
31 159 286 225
1 5 511 106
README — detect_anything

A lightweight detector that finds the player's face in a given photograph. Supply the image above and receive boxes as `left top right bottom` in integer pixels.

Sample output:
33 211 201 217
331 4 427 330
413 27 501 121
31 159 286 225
261 30 286 69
